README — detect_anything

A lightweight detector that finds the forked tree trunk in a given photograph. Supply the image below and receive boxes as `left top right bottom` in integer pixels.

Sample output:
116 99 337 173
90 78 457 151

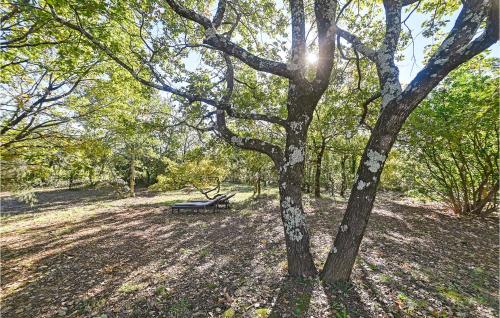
321 109 404 282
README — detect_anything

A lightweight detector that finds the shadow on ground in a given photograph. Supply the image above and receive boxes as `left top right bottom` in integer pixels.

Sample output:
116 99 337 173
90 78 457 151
1 190 498 317
1 187 120 215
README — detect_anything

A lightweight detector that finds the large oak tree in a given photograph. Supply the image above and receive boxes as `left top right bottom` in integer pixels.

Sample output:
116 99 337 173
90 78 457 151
6 0 497 281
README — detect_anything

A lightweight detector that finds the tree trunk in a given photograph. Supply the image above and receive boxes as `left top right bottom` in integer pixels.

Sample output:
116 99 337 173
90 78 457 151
321 109 405 283
278 105 317 277
314 139 326 198
256 174 261 197
253 173 261 197
214 78 322 277
279 167 317 277
304 156 311 193
68 173 74 190
88 169 95 187
350 154 357 175
129 153 136 197
146 169 151 185
340 155 348 197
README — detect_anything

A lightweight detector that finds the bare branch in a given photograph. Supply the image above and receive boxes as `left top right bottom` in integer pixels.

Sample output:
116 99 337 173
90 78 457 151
337 0 354 20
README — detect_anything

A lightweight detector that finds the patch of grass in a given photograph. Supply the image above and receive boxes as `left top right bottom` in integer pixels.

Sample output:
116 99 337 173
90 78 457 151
168 298 191 315
0 205 94 234
397 292 409 302
222 307 236 318
468 291 498 307
379 273 393 283
365 261 379 271
471 267 484 276
331 302 349 318
53 226 75 237
179 248 192 255
199 247 210 257
117 282 145 293
255 308 270 318
335 308 349 318
469 266 490 289
239 210 253 217
154 286 170 298
293 292 311 316
436 286 466 304
396 292 424 315
78 297 106 314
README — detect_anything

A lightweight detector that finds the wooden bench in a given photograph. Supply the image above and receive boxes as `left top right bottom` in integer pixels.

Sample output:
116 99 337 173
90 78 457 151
189 193 236 209
171 196 223 213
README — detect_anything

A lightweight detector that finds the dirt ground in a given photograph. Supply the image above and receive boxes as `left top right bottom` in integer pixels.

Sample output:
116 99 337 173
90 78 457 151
1 186 498 318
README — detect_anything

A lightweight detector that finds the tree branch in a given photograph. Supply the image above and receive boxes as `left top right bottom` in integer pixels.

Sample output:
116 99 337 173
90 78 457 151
401 0 498 113
336 27 378 62
212 0 227 28
48 5 218 107
214 111 284 166
358 92 381 130
164 0 295 79
223 106 288 127
314 0 337 87
290 0 307 68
